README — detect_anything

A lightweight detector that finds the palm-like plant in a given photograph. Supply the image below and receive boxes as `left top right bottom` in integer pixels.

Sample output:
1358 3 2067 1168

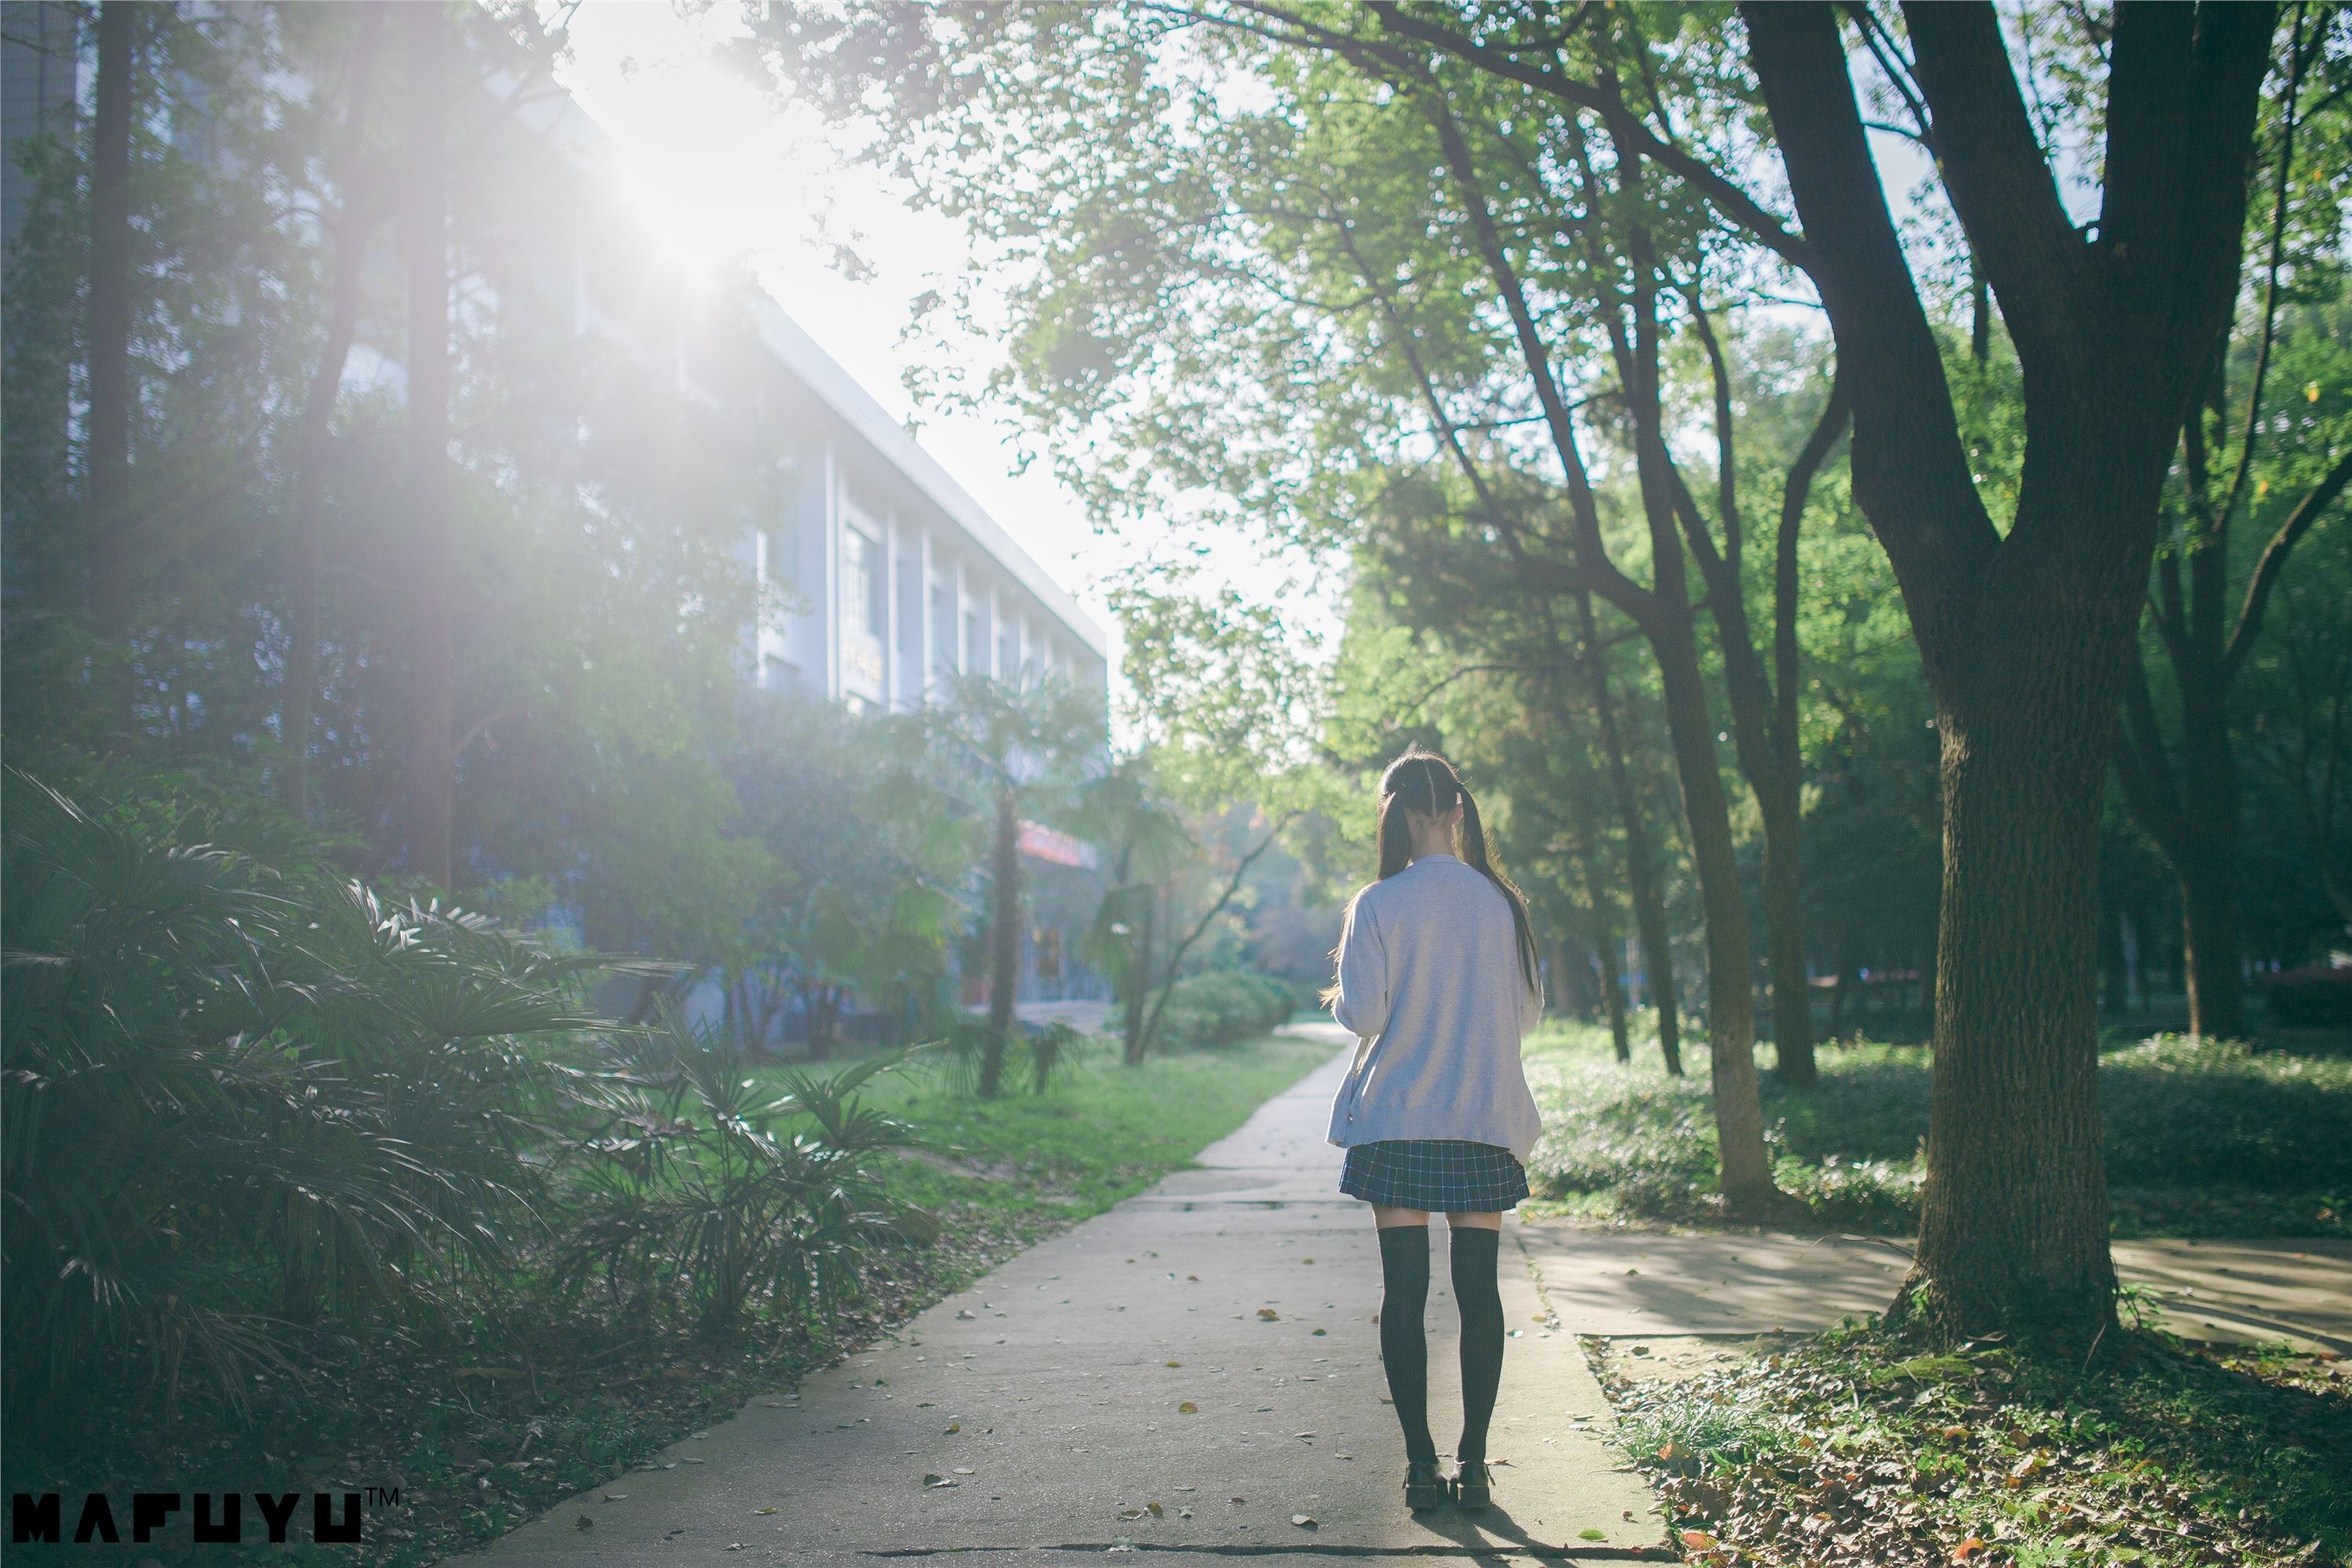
0 767 608 1421
924 672 1106 1097
557 1002 935 1335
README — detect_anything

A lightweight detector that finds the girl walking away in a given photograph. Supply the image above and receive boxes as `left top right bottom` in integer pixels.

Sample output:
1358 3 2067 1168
1324 747 1544 1514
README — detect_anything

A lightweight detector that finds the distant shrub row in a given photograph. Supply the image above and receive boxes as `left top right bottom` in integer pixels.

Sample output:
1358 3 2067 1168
1151 970 1301 1051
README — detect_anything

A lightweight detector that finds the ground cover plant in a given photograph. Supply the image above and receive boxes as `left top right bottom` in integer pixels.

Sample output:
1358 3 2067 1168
1603 1325 2351 1567
0 762 1337 1563
3 1024 1333 1566
1521 1024 2352 1237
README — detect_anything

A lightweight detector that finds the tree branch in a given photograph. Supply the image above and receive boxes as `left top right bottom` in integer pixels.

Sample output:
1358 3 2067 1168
2225 445 2352 678
1367 2 1816 270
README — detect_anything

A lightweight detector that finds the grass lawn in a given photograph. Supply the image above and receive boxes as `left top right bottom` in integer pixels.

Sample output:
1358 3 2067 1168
1521 1022 2352 1237
1605 1325 2351 1566
768 1026 1338 1270
6 1029 1334 1566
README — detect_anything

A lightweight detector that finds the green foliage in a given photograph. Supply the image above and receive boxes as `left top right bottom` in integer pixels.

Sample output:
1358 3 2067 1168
0 764 606 1414
927 1018 1095 1099
1146 970 1300 1052
1523 1024 2352 1236
557 1004 931 1336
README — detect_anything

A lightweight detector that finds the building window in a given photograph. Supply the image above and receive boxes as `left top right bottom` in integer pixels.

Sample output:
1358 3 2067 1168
964 606 987 676
897 550 920 657
843 527 884 641
842 527 885 690
765 514 796 586
931 583 953 675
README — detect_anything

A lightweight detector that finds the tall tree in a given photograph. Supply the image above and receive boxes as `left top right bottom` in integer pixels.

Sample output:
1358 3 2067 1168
2113 7 2352 1037
928 673 1106 1098
1731 1 2276 1336
281 5 387 817
403 0 453 886
85 2 137 731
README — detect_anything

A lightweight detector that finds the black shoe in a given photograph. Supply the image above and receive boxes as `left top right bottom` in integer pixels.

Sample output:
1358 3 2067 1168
1404 1457 1445 1512
1453 1459 1493 1509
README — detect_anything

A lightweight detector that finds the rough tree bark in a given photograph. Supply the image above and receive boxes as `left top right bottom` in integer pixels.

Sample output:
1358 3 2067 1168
403 0 454 886
1740 0 2274 1337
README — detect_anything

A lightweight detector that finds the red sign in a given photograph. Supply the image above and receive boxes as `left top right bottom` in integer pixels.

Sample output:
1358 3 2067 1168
1015 822 1089 867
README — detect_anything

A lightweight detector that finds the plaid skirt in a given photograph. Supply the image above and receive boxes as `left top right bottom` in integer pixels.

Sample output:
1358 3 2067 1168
1339 1138 1530 1214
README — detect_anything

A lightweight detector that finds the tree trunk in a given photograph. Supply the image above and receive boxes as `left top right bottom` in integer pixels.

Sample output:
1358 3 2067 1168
86 1 137 730
1653 629 1776 1211
1741 0 2274 1341
1121 891 1154 1065
982 786 1023 1098
1910 675 2118 1338
402 0 454 887
1760 780 1817 1083
2175 663 2245 1037
1574 591 1682 1076
1595 932 1631 1063
284 9 382 816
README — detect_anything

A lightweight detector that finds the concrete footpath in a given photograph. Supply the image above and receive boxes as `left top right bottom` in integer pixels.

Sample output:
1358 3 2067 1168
477 1029 2352 1565
481 1028 1666 1565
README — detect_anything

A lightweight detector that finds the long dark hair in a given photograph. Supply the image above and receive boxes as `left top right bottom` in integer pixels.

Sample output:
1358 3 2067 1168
1326 746 1540 1000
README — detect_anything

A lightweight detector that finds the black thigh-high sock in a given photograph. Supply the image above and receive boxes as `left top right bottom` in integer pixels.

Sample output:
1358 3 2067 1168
1450 1225 1504 1468
1375 1225 1436 1465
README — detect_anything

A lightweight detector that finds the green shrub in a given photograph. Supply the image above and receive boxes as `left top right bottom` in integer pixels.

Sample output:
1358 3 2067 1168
1523 1024 2352 1234
557 1004 934 1334
1149 970 1298 1051
1 766 607 1415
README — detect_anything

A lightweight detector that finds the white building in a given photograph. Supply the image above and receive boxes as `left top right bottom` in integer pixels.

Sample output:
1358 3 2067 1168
499 71 1111 716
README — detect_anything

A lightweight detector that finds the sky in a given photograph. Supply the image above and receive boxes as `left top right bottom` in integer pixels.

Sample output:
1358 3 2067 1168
550 2 1138 668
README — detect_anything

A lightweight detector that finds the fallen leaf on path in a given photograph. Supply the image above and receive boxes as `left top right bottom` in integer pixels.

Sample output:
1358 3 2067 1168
955 1309 975 1319
944 1422 960 1432
923 1475 956 1489
1146 1501 1164 1517
754 1507 776 1515
1166 1359 1181 1367
1301 1258 1313 1264
1581 1529 1606 1541
601 1494 627 1502
1291 1514 1317 1527
953 1468 975 1475
1258 1308 1279 1320
575 1515 593 1530
1312 1328 1327 1337
1178 1402 1199 1414
1953 1538 1989 1561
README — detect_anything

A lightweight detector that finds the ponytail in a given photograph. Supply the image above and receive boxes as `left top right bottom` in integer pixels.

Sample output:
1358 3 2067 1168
1322 745 1541 1005
1457 784 1541 998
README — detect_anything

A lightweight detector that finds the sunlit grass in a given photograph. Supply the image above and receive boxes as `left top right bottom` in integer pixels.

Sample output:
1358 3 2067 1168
1520 1024 2352 1236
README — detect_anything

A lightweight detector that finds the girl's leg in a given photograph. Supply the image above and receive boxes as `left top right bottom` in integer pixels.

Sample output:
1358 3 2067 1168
1370 1207 1436 1466
1446 1213 1504 1471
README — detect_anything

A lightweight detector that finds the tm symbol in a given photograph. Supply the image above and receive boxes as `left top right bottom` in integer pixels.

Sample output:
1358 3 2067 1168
365 1486 403 1508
